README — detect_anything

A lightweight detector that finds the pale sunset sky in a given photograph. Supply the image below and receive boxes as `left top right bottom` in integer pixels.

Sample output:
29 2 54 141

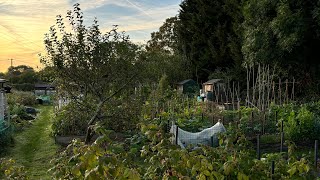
0 0 181 72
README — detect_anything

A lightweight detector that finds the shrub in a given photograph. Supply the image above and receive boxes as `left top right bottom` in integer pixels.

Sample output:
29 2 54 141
0 158 28 179
7 91 37 106
271 103 320 142
52 102 91 136
49 128 140 179
285 106 318 142
0 127 13 155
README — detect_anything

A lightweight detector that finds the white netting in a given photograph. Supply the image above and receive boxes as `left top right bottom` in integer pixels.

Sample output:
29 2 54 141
170 121 226 148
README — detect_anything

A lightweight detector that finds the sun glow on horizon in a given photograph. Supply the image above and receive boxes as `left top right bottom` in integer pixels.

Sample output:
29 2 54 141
0 0 181 72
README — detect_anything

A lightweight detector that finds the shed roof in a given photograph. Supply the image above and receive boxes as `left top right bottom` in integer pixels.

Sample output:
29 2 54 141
0 79 7 83
203 79 223 85
35 83 55 89
176 79 195 85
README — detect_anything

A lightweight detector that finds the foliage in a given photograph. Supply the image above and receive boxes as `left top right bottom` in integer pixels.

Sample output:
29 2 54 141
6 106 58 179
5 65 38 91
178 0 244 81
242 0 320 95
7 91 37 106
37 66 55 83
52 101 93 136
9 94 318 179
140 48 190 85
100 89 144 133
146 16 180 54
143 16 191 85
0 127 13 155
41 3 143 142
139 118 315 179
158 74 170 96
49 127 140 179
0 158 28 180
237 107 265 135
11 105 28 120
270 103 320 142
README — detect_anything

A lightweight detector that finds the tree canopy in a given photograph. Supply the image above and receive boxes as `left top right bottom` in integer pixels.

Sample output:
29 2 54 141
41 4 143 142
177 0 244 82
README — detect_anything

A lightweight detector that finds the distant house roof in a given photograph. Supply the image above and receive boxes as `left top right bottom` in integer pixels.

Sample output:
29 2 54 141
35 83 55 90
176 79 195 85
203 79 223 85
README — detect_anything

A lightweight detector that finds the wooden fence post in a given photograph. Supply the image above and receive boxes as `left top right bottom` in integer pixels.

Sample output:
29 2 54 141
280 132 284 153
271 161 275 178
257 134 261 160
251 111 254 134
211 136 214 147
315 140 318 169
175 125 179 145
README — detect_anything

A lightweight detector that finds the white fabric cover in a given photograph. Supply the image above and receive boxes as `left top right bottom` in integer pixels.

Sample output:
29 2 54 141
170 121 226 148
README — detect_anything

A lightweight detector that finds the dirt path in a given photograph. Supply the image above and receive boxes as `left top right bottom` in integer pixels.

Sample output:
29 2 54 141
8 106 58 179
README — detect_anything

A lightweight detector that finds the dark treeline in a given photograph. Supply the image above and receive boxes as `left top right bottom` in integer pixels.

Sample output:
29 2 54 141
0 65 53 91
147 0 320 98
2 0 320 98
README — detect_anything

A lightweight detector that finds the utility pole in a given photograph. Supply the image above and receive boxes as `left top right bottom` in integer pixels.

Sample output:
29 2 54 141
9 58 13 67
8 59 13 85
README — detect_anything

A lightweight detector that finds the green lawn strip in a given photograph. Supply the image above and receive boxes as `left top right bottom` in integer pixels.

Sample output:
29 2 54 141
8 106 58 179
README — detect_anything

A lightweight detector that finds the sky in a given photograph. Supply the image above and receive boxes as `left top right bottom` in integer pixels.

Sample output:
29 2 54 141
0 0 182 72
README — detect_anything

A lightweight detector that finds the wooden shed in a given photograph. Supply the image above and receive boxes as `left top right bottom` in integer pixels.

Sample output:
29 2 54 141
176 79 198 94
203 79 224 93
203 79 226 101
34 83 55 96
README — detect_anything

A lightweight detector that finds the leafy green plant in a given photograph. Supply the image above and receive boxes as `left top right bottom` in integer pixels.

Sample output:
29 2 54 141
49 127 140 179
52 101 92 136
7 91 36 106
0 158 28 180
138 117 316 179
285 106 316 142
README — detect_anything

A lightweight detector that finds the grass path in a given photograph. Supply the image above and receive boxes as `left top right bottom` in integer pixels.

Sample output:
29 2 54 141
8 106 58 179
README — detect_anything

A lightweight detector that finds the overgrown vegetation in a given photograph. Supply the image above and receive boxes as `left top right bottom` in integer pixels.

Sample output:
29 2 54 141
7 91 36 107
2 1 320 179
2 106 58 179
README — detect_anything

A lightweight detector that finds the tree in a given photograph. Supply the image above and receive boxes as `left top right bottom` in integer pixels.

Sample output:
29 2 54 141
38 66 55 83
143 16 191 85
146 17 180 54
177 0 244 82
41 4 142 142
242 0 320 95
140 50 190 85
5 65 39 91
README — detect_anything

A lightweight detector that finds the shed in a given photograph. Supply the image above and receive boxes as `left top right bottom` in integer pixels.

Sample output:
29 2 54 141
0 79 6 89
34 83 55 96
176 79 198 94
203 79 224 93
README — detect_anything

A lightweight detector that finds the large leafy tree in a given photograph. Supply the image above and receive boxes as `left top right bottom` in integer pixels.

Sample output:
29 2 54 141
41 4 142 142
143 16 191 85
243 0 320 93
4 65 38 91
6 65 38 84
178 0 244 82
146 16 180 54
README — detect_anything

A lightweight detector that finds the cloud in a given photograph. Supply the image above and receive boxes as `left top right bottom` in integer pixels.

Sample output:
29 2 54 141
95 3 180 41
125 0 153 18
